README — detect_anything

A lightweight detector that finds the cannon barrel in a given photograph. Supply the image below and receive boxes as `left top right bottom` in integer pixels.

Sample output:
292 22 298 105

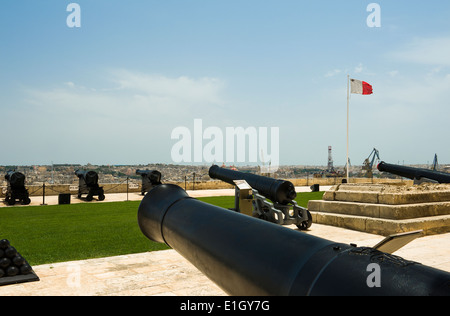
136 169 152 176
75 169 99 187
136 169 162 195
209 165 296 204
4 171 30 205
75 169 104 201
138 184 450 296
136 169 162 183
377 161 450 183
5 171 26 188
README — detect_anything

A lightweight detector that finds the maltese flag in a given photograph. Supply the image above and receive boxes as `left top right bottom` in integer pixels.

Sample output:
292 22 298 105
350 78 373 95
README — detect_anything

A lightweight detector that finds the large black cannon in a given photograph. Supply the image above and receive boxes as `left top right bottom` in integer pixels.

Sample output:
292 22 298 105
209 164 296 204
209 165 311 229
138 184 450 296
377 161 450 184
75 170 105 201
136 170 162 195
4 171 31 206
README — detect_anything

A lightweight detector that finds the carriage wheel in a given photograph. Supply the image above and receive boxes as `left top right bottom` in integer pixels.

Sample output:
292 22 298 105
6 196 16 206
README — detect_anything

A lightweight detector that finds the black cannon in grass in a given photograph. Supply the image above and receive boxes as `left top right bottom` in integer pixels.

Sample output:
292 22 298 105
136 170 162 195
75 170 105 201
4 171 31 206
377 161 450 184
138 184 450 296
209 165 311 230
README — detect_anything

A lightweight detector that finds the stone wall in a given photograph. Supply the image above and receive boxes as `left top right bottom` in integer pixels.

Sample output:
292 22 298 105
0 177 410 198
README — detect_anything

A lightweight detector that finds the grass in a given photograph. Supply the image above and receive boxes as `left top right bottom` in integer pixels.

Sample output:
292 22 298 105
0 201 163 265
0 191 324 266
294 191 325 208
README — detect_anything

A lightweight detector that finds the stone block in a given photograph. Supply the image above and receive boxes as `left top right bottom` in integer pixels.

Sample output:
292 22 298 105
309 183 450 236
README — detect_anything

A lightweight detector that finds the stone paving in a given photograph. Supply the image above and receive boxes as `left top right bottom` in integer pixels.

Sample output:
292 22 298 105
0 222 448 296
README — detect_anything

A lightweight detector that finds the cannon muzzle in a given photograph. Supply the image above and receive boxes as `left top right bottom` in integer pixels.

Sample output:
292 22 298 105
136 169 162 195
209 165 296 204
138 184 450 296
377 161 450 183
75 169 99 187
135 169 162 184
74 169 104 201
5 171 26 188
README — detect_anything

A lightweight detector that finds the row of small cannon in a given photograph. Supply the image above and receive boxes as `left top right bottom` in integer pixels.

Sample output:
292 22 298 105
2 169 162 205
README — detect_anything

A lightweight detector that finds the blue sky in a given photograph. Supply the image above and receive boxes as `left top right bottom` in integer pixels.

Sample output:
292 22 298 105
1 1 450 166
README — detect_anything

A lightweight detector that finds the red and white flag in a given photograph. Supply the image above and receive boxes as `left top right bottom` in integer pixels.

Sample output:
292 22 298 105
350 78 373 95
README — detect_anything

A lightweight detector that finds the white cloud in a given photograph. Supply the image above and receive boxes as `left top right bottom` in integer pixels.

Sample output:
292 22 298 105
388 37 450 66
112 69 225 106
324 69 341 78
9 70 229 164
354 63 363 74
383 73 450 106
24 70 226 124
388 70 399 77
324 64 366 79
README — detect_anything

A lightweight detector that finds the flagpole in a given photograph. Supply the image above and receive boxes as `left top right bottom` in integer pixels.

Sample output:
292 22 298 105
346 74 350 183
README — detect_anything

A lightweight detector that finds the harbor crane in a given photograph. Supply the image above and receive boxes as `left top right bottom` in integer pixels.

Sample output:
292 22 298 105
362 148 380 178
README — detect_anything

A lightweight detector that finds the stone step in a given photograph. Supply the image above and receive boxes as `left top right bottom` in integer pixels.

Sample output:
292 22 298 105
310 211 450 236
308 200 450 220
324 183 450 205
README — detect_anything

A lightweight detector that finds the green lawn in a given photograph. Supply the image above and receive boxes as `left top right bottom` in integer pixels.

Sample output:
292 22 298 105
294 191 325 208
0 191 324 266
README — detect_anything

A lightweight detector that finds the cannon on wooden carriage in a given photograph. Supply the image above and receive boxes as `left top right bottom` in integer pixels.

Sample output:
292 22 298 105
3 171 31 206
75 170 105 201
135 169 162 195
